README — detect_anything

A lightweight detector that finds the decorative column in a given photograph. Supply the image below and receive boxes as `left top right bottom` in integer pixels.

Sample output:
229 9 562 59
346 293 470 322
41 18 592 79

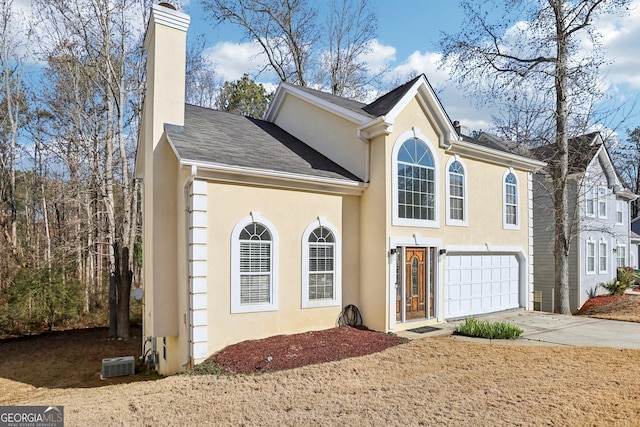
189 179 208 363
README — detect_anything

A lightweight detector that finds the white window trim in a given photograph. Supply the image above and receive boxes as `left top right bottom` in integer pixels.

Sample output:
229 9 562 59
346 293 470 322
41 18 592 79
598 238 608 274
586 238 595 274
301 218 342 309
391 129 440 228
230 212 279 314
445 156 468 227
502 169 519 230
598 186 607 219
616 243 626 268
616 200 624 225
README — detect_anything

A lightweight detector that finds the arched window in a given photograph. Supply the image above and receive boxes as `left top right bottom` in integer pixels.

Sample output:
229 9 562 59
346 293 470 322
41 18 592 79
302 220 341 308
504 172 518 229
231 214 279 313
397 138 435 221
446 159 466 225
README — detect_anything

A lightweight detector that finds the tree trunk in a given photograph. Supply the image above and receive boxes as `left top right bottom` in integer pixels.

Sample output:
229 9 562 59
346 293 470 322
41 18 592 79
553 0 571 314
117 245 132 338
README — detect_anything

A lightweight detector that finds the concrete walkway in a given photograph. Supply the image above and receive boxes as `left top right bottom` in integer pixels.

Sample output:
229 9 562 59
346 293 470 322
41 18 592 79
397 309 640 349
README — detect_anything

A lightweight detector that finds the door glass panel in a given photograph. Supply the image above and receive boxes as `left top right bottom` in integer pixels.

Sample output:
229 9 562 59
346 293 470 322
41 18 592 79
411 257 418 295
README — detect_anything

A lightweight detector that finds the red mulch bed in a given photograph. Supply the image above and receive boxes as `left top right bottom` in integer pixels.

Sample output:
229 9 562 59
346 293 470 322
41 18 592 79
204 326 407 374
574 294 624 314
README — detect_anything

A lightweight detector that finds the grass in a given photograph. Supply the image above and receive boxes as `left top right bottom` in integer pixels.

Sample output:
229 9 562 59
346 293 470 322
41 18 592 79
455 317 523 339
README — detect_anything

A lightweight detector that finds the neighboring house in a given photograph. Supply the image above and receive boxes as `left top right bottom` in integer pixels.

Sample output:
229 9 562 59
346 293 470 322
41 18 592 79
631 217 640 268
527 133 638 312
136 4 545 375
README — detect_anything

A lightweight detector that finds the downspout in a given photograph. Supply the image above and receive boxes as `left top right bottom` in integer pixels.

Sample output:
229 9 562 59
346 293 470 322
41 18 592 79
183 164 197 369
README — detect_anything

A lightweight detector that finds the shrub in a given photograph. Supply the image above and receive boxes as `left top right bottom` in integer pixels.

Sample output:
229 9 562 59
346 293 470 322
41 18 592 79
600 279 630 296
455 317 523 339
1 268 83 334
617 267 640 289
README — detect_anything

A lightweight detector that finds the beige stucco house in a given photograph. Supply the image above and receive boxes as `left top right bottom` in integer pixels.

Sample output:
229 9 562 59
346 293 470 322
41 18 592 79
136 4 545 375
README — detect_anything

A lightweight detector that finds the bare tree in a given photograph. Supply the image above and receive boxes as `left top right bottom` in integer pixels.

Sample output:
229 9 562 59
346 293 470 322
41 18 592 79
319 0 378 98
615 126 640 219
0 0 27 263
441 0 631 314
200 0 319 86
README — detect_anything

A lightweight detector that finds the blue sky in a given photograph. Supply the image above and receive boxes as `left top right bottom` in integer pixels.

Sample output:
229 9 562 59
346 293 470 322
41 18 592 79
184 0 640 138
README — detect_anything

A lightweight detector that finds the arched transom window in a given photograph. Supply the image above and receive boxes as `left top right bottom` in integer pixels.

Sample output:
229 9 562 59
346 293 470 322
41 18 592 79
448 161 465 221
239 223 272 304
307 227 335 301
397 138 435 221
504 172 518 227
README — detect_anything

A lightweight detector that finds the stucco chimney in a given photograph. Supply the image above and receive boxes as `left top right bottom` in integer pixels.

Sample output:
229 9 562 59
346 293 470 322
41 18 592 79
143 3 190 150
138 3 190 340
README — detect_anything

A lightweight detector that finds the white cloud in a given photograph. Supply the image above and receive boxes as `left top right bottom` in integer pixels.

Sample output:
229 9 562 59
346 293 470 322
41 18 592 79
361 39 396 73
203 40 272 82
598 0 640 89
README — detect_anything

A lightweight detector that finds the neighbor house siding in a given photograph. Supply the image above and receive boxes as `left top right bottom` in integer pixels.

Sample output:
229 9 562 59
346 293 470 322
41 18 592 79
532 173 558 312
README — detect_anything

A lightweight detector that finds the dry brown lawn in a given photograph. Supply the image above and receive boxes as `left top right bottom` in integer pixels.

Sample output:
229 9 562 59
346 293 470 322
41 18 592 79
2 296 640 426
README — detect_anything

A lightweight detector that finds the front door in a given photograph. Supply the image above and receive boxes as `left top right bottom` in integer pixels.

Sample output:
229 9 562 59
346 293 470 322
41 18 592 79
395 246 436 322
405 247 427 320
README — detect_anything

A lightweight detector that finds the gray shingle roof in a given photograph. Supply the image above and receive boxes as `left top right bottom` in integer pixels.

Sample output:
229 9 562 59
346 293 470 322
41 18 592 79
531 133 601 174
363 75 422 116
165 104 362 183
286 84 374 118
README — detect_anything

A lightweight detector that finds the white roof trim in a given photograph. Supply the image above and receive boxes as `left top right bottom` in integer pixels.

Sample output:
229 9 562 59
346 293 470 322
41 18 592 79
447 139 546 171
265 82 371 125
384 76 460 147
179 159 367 196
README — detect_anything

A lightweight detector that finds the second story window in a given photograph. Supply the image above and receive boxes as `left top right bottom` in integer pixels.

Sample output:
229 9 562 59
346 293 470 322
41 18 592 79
397 138 435 221
598 186 607 218
503 171 518 229
616 200 624 225
447 159 466 224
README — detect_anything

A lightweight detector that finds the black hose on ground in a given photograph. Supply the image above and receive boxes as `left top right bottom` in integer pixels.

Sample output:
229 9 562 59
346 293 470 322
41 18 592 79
337 304 363 328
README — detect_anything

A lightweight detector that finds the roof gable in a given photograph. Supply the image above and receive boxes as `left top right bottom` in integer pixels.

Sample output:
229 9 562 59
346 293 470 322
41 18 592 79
166 104 362 183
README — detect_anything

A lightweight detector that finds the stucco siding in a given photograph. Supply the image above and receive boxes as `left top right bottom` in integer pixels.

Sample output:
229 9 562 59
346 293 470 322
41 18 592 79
203 182 358 355
272 93 367 180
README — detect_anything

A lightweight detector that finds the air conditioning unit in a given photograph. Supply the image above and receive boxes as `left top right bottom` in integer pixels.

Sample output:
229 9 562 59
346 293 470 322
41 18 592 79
101 356 135 379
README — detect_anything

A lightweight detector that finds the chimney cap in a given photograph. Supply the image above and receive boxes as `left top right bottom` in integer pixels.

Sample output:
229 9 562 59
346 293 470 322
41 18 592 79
158 2 176 10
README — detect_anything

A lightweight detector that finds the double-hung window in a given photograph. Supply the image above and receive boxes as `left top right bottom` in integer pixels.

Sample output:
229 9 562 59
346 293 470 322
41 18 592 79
599 239 608 273
617 244 626 268
616 200 624 225
585 186 595 217
598 186 607 218
586 239 595 274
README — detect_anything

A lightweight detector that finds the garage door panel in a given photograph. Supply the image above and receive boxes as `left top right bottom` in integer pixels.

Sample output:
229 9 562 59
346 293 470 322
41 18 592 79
446 254 521 319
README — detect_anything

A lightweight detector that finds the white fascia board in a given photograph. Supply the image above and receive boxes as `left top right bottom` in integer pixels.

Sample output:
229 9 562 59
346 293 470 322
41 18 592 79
447 140 546 172
265 82 371 125
384 76 460 147
179 159 367 196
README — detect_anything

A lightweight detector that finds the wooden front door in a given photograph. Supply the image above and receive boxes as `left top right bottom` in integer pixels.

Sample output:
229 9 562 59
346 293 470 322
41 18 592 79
405 247 427 320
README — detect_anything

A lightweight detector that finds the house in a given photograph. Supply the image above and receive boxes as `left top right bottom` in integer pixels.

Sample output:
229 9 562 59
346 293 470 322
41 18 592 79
136 3 545 375
631 217 640 268
528 133 638 312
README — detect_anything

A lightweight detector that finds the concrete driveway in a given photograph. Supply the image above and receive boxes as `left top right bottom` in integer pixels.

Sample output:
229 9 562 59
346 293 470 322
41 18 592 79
400 309 640 349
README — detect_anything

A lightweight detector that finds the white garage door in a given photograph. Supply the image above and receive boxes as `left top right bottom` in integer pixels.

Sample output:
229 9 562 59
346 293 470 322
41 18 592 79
445 254 520 319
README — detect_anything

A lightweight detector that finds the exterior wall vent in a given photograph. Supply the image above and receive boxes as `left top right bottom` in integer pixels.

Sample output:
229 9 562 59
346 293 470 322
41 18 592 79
533 291 543 311
101 356 135 379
